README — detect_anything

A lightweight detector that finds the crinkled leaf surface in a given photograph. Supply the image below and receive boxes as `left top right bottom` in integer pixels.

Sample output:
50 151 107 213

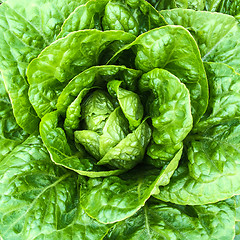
40 111 125 177
160 9 240 72
139 69 193 162
0 0 88 132
0 135 111 240
81 149 182 224
196 62 240 130
154 61 240 205
97 120 151 169
27 30 135 118
57 65 141 115
107 80 144 129
104 198 235 240
58 0 166 38
109 25 208 123
155 120 240 205
0 73 28 160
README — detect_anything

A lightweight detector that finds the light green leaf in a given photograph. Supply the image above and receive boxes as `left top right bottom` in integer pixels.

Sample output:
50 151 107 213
0 0 87 132
58 0 166 38
160 9 240 72
75 130 102 160
64 88 91 137
81 90 114 134
0 135 111 240
196 62 240 130
155 120 240 205
107 80 144 129
140 69 193 162
104 198 235 240
109 25 208 123
27 29 135 118
97 120 151 170
0 73 28 160
40 111 124 177
81 151 182 224
99 107 129 157
57 65 142 115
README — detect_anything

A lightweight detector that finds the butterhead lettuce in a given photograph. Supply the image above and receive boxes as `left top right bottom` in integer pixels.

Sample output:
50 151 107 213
0 0 240 239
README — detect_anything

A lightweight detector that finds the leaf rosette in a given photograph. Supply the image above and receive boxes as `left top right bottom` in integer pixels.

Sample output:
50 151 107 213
0 0 240 239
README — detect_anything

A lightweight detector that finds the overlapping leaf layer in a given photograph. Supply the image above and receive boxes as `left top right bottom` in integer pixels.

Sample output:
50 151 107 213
0 0 240 239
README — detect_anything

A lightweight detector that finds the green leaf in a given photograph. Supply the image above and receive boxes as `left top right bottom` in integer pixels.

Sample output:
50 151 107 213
155 120 240 205
160 9 240 72
57 65 142 115
140 69 193 162
58 0 108 38
103 0 167 35
153 62 240 205
0 0 87 133
27 29 136 118
109 25 208 123
99 107 129 157
64 87 91 137
75 130 102 160
215 0 240 17
97 120 151 170
81 151 182 224
40 111 125 177
81 90 114 134
107 80 144 129
196 62 240 130
0 73 28 160
0 135 111 240
234 195 240 222
58 0 166 38
236 221 240 239
104 198 235 240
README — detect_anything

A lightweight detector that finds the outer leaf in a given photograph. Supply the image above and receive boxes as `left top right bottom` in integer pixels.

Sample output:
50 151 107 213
109 26 208 123
0 135 110 240
0 73 28 160
40 111 125 177
140 69 193 162
154 62 240 205
57 65 142 115
236 221 240 240
102 0 166 35
27 28 135 119
235 195 240 222
104 198 235 240
196 62 240 130
81 149 182 224
155 120 240 205
0 0 87 132
58 0 108 38
160 9 240 72
204 0 224 11
219 0 240 18
58 0 166 38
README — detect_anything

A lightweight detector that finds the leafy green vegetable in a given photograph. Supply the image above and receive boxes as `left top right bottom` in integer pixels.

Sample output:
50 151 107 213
104 198 235 240
1 0 240 239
